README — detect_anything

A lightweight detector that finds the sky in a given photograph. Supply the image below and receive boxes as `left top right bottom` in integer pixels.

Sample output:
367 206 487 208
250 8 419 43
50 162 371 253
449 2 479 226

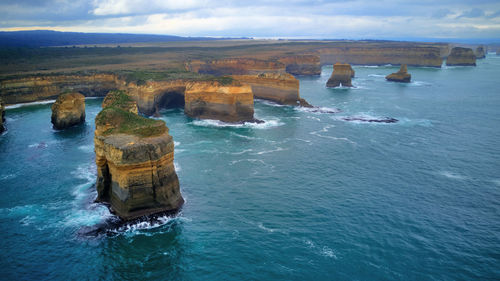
1 0 500 40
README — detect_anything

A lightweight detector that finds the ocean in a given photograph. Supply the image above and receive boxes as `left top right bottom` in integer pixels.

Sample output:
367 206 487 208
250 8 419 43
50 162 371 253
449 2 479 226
1 55 499 280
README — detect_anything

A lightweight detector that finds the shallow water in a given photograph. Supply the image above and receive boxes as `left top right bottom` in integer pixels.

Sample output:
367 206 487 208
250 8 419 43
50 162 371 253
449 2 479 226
1 55 499 280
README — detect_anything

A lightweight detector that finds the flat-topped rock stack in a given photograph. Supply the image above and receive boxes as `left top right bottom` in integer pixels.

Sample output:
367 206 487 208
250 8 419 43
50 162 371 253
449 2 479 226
94 91 183 221
446 47 476 66
475 46 486 59
326 63 355 88
51 92 86 130
386 64 411 83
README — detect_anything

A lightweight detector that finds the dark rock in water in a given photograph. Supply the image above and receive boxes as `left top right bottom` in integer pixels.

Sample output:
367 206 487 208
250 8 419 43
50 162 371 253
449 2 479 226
298 98 313 108
51 92 86 130
446 47 476 66
386 64 411 83
0 98 5 133
342 117 398 123
326 63 355 88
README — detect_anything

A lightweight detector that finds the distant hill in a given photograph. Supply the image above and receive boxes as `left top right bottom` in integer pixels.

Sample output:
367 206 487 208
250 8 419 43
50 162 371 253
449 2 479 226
0 30 236 47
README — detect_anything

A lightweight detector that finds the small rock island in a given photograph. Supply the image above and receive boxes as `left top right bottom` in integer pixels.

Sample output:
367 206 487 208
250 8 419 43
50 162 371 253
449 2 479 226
386 64 411 83
326 63 355 88
94 91 183 220
475 45 486 59
51 92 86 130
446 47 476 66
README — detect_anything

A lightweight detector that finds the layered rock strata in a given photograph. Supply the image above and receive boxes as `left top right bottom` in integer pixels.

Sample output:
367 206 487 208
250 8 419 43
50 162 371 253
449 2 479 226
94 91 183 220
386 64 411 83
0 98 4 133
475 46 486 59
124 80 186 116
446 47 476 66
184 80 256 122
233 73 311 106
0 74 121 105
319 46 443 67
326 63 354 87
276 55 321 76
185 58 286 75
51 92 86 130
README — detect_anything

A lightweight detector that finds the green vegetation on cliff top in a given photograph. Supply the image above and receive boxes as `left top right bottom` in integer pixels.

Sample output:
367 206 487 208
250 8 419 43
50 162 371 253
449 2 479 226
96 107 166 137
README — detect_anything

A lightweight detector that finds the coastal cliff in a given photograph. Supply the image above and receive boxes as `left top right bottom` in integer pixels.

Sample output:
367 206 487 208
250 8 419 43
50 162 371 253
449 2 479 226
276 55 321 76
0 74 121 105
233 73 310 106
94 91 183 220
386 64 411 83
185 58 286 75
184 80 256 122
319 46 443 67
446 47 476 66
124 80 186 116
51 92 86 130
326 63 354 87
0 98 4 133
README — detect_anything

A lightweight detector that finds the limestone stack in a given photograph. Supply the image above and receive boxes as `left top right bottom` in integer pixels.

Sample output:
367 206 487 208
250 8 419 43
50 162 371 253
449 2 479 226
51 92 86 130
475 46 486 59
184 80 256 122
0 98 5 133
233 73 311 106
94 91 183 220
326 63 355 87
385 64 411 83
446 47 476 66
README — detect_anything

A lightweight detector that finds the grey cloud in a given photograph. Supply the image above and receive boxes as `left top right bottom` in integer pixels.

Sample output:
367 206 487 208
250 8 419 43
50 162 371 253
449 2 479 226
457 8 485 18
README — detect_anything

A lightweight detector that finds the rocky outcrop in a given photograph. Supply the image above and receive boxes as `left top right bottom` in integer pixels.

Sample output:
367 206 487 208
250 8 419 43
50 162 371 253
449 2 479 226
51 92 86 130
102 90 138 114
319 45 443 67
124 80 186 116
276 55 321 76
385 64 411 83
446 47 476 66
184 80 256 122
0 98 4 133
94 92 183 221
326 63 354 87
0 74 121 105
232 73 310 106
475 46 486 59
185 58 285 75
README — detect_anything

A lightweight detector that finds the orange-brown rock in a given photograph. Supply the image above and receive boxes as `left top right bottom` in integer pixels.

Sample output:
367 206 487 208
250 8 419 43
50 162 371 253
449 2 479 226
446 47 476 66
94 93 183 220
276 55 321 75
184 80 255 122
326 63 354 87
51 92 86 130
124 80 186 116
185 58 286 75
319 45 443 67
386 64 411 83
233 73 310 106
0 74 121 105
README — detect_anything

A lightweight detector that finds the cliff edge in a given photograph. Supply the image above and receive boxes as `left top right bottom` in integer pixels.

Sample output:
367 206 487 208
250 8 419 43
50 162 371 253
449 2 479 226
446 47 476 66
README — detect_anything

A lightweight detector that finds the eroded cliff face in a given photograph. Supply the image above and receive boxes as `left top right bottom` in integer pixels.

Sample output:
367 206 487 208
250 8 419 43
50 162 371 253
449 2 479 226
184 80 255 122
319 46 443 67
326 63 354 87
446 47 476 66
0 74 121 105
51 92 86 130
94 92 183 220
0 98 5 133
185 58 286 75
276 55 321 76
124 80 186 116
475 46 486 59
386 64 411 83
232 73 310 106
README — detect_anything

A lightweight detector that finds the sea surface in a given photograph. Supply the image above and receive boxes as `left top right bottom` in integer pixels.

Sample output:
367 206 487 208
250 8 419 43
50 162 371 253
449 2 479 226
1 55 499 280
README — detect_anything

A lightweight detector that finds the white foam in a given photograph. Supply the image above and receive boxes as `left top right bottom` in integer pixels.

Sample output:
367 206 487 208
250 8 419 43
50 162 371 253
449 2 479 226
255 99 288 107
303 239 337 259
310 125 356 144
230 149 254 155
174 141 181 147
191 118 284 129
252 146 287 155
77 144 94 153
410 81 432 87
230 132 259 140
295 106 341 114
368 74 385 78
0 173 17 180
174 162 181 172
439 171 467 180
5 99 56 109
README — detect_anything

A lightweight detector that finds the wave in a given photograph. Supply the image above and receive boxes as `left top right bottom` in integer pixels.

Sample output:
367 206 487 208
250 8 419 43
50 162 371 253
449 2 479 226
77 144 94 153
368 74 386 78
303 239 338 259
410 81 432 87
255 99 288 107
309 124 356 144
0 173 18 180
191 118 284 129
5 100 56 109
174 162 181 172
438 171 468 181
295 106 341 114
174 141 181 147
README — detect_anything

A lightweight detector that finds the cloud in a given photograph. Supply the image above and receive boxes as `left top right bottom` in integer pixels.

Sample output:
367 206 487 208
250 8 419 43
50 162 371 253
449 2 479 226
91 0 207 16
457 8 485 18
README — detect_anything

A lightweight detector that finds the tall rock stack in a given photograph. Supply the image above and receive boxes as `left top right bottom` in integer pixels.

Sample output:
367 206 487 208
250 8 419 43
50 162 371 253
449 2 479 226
94 90 183 220
51 92 86 130
475 45 486 59
386 64 411 83
326 63 355 87
446 47 476 66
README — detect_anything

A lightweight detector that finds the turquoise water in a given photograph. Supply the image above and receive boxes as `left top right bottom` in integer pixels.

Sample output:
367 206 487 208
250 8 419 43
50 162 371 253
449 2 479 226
1 55 500 280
